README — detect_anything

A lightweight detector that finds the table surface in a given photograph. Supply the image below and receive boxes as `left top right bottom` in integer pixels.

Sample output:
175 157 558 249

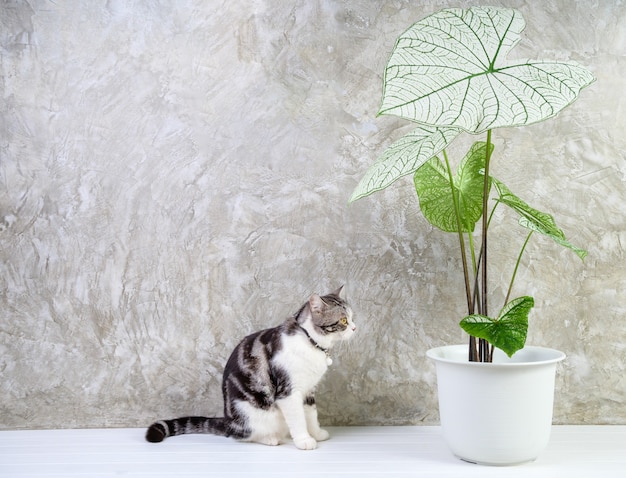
1 426 625 477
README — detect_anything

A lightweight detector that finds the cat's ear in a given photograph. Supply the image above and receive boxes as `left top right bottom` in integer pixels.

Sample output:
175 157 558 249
309 294 324 314
332 285 345 299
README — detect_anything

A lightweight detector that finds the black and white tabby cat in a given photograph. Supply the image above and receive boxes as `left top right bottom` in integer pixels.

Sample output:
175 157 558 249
146 286 355 450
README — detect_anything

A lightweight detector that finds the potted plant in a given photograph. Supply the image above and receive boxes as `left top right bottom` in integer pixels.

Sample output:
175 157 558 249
349 6 594 465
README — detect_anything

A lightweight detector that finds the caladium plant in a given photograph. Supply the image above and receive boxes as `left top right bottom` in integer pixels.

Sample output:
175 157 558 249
350 6 594 361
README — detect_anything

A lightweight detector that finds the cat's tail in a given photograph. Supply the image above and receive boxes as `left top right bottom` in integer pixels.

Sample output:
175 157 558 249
145 416 240 443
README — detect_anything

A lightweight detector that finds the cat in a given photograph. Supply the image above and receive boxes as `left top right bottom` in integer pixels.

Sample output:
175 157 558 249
146 286 355 450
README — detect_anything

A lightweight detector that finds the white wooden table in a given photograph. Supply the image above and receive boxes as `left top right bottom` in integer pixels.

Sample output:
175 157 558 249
1 426 624 477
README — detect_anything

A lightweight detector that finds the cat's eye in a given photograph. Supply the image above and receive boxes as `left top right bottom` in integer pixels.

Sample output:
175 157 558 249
340 317 348 325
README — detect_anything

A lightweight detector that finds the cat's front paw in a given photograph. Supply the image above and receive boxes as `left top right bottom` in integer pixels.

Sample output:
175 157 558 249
311 428 330 441
293 435 318 450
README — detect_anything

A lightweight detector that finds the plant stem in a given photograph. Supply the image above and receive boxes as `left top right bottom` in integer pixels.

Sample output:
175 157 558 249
444 148 478 362
443 150 474 316
504 230 534 305
469 336 477 362
468 229 478 276
472 252 482 314
487 201 499 229
471 202 498 316
481 130 493 319
479 130 494 362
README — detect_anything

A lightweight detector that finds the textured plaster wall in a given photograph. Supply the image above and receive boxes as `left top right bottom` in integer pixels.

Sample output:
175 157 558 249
1 0 624 430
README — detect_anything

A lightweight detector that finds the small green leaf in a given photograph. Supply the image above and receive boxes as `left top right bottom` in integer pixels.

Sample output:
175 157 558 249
414 142 492 232
518 217 588 260
493 178 587 260
460 296 534 357
380 7 595 133
349 125 461 202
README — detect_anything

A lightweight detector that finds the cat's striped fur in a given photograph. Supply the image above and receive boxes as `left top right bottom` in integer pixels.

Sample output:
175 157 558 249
146 287 355 450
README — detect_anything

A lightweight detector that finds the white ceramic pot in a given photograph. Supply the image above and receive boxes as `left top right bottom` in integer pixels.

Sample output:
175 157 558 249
427 344 566 466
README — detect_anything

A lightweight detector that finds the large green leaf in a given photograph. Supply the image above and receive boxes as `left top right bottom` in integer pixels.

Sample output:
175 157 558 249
349 125 461 202
379 7 595 133
413 142 492 232
493 178 587 260
455 142 492 231
460 296 534 357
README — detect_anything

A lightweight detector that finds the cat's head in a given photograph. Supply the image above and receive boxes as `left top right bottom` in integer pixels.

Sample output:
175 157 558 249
306 286 356 344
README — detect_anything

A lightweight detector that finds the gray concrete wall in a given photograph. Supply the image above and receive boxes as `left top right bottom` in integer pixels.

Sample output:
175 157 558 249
1 0 624 429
